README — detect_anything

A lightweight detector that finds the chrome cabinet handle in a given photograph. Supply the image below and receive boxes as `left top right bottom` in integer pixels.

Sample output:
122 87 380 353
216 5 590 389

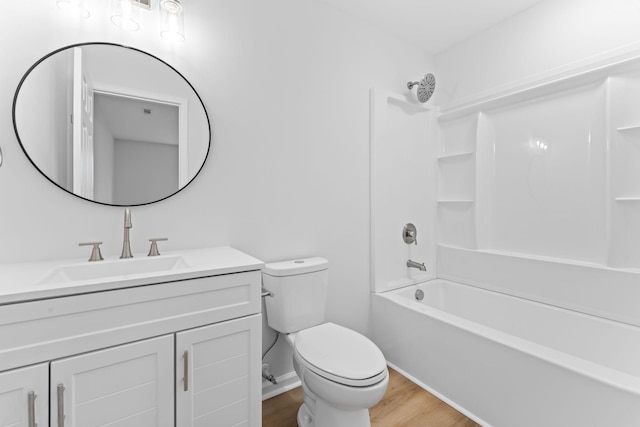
57 384 65 427
183 350 189 392
27 391 36 427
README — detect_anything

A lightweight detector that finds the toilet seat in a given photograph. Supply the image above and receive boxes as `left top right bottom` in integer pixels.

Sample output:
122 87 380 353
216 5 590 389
294 323 387 387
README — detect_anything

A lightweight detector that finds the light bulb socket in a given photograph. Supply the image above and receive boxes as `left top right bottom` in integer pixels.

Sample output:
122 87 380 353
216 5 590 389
161 0 183 13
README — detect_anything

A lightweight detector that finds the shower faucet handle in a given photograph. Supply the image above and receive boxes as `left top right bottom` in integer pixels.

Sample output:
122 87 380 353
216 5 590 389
79 241 104 262
147 237 168 257
403 223 417 245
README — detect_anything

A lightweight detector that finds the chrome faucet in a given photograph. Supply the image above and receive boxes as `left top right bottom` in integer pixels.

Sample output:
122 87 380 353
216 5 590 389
407 260 427 271
120 208 133 259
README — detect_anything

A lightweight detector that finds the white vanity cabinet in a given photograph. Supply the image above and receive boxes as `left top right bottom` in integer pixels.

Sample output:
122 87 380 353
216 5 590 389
0 363 48 427
176 315 261 426
51 335 174 427
0 247 263 427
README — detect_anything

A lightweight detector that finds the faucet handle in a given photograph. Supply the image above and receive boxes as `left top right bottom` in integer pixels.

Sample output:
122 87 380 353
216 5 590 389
148 237 168 257
403 223 418 245
79 241 104 262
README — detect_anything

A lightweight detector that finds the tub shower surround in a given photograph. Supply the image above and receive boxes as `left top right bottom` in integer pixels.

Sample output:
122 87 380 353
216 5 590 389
436 58 640 327
369 88 438 293
371 54 640 426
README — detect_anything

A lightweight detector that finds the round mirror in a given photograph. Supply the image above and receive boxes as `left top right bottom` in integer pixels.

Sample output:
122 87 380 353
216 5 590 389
12 43 210 206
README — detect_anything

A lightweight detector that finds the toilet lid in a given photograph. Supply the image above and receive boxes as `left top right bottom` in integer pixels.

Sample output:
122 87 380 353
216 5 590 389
294 323 387 387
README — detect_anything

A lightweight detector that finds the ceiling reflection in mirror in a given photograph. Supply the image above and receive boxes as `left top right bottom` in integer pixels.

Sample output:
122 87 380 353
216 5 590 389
12 43 210 206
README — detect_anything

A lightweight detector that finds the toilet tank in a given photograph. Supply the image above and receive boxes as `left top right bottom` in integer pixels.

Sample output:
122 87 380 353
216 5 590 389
262 257 328 333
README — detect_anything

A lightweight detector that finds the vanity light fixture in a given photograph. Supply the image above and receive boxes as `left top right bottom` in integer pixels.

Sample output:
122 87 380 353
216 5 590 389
160 0 185 42
56 0 91 18
56 0 185 41
111 0 141 32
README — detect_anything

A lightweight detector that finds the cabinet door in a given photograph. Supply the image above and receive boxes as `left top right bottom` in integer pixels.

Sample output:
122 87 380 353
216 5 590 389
0 363 48 427
50 335 174 427
176 314 261 427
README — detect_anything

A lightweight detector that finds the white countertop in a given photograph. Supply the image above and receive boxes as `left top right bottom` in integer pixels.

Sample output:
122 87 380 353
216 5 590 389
0 247 264 305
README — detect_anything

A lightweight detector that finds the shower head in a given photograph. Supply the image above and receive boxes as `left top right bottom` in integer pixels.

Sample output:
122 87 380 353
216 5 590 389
407 73 436 103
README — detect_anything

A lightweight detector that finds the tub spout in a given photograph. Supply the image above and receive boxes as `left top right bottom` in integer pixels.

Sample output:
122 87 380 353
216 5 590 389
407 260 426 271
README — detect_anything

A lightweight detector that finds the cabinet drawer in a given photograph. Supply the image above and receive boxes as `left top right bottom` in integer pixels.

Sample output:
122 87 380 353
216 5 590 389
0 270 261 372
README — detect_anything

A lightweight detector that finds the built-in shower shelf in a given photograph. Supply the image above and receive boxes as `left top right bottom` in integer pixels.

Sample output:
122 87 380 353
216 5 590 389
437 151 475 160
438 199 475 203
616 124 640 132
614 197 640 201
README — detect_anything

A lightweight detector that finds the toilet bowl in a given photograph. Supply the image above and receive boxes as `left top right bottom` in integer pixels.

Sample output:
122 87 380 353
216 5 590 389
262 258 388 427
287 323 388 427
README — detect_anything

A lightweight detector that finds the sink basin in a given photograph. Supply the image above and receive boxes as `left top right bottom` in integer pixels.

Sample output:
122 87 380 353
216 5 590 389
39 255 189 284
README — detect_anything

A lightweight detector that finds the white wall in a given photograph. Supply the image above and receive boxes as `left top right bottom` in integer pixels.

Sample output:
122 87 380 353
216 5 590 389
0 1 432 380
14 49 70 188
113 139 178 205
93 105 115 204
436 0 640 108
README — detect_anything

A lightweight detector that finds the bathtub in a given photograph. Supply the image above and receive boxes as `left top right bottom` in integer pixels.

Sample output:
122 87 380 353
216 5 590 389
370 279 640 427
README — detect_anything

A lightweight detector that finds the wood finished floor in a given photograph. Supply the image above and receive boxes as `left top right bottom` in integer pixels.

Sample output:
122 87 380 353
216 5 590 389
262 368 481 427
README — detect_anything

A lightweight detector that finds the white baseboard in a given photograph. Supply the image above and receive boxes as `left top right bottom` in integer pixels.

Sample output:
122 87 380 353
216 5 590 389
261 371 301 401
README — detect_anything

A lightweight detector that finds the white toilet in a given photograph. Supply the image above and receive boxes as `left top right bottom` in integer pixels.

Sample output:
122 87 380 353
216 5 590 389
262 257 389 427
